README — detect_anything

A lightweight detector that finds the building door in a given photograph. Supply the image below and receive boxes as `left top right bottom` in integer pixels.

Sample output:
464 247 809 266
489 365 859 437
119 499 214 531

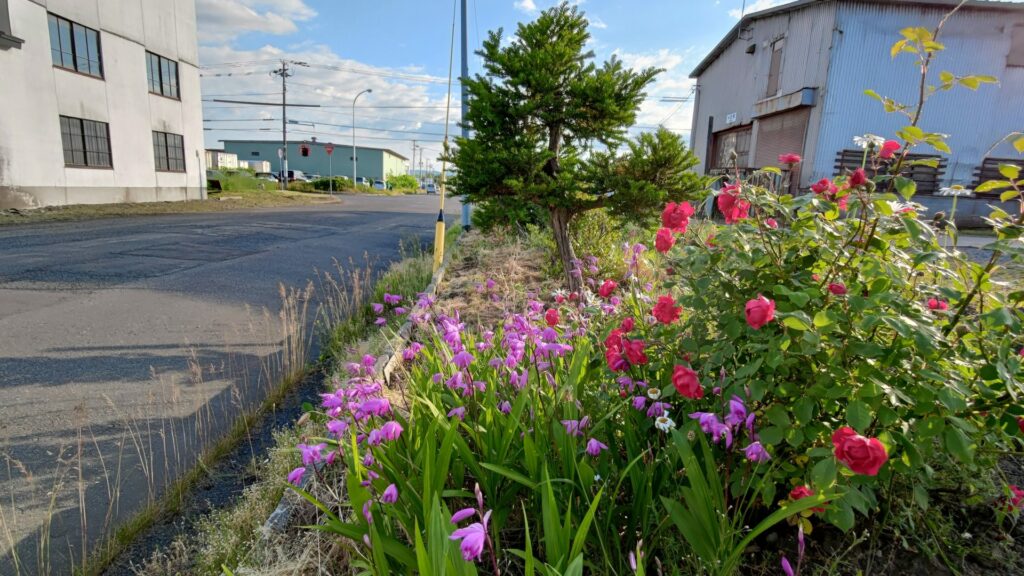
754 108 810 191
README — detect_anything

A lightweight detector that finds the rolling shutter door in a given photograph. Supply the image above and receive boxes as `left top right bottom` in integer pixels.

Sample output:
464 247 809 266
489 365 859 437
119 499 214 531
753 108 810 191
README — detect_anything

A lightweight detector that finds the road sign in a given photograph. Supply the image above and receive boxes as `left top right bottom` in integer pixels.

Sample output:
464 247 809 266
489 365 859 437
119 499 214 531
325 145 334 156
277 148 284 159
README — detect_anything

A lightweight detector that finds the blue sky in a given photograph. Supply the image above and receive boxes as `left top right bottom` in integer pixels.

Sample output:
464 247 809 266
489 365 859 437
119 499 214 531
196 0 790 164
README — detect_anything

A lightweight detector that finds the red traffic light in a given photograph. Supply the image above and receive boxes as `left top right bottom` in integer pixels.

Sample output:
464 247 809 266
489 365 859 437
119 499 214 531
299 144 310 157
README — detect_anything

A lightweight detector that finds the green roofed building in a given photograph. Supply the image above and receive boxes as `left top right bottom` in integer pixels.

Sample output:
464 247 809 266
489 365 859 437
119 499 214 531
221 139 409 181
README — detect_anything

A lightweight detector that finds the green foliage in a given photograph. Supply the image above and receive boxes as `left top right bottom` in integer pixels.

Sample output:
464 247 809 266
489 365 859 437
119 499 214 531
311 176 350 191
388 173 420 191
286 181 316 192
451 1 705 286
471 194 547 231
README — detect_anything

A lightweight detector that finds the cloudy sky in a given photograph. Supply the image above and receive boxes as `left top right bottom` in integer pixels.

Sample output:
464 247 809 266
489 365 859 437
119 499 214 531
196 0 798 167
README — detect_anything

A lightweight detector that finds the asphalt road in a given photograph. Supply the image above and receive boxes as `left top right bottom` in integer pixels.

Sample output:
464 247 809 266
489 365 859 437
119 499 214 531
0 195 458 574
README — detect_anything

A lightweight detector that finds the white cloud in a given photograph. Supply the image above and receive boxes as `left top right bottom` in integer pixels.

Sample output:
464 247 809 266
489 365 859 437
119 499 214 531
588 16 607 30
195 0 317 42
728 0 792 19
514 0 537 13
614 48 700 138
199 43 459 166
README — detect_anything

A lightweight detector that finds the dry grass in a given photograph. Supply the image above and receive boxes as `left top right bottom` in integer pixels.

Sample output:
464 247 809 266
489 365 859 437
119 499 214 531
0 189 339 227
435 229 561 330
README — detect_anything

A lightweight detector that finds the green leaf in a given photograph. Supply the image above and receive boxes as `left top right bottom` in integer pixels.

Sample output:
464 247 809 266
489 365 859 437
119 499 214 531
480 462 537 490
1003 189 1022 202
917 416 945 438
998 164 1020 180
813 310 833 327
812 457 837 489
938 71 954 84
766 405 792 428
975 179 1012 193
894 176 917 201
826 498 856 531
864 89 883 101
944 427 974 464
782 315 811 331
896 125 925 143
1014 136 1024 154
846 400 872 431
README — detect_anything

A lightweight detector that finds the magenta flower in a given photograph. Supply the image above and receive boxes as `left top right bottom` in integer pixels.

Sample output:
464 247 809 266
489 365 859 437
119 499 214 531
448 406 466 420
326 419 349 438
381 483 398 504
450 513 490 562
450 507 477 523
371 303 384 314
561 416 589 437
586 438 608 457
394 306 407 315
632 396 647 411
380 420 403 441
375 317 386 326
499 401 512 414
725 395 747 428
453 350 475 369
402 342 423 361
367 429 382 446
287 466 305 486
383 293 402 305
781 555 794 576
362 501 373 524
297 443 327 466
744 441 770 463
690 411 720 434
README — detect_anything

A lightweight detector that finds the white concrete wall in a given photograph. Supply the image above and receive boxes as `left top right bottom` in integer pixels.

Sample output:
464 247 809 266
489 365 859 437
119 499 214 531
0 0 205 209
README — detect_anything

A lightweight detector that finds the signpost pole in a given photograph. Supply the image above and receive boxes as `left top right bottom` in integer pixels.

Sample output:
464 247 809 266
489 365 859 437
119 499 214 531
326 144 335 195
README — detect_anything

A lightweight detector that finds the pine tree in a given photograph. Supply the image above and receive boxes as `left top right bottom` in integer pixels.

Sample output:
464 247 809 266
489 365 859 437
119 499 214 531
452 2 705 291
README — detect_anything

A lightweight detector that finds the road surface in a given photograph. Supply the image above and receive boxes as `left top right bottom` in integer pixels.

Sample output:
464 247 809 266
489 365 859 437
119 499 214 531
0 194 458 574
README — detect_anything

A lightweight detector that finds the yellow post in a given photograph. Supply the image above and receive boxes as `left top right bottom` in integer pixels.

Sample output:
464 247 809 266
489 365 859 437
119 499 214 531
433 212 445 272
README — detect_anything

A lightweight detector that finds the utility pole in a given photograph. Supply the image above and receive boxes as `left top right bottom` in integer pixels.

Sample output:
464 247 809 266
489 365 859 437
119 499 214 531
272 60 292 190
460 0 471 229
411 140 417 180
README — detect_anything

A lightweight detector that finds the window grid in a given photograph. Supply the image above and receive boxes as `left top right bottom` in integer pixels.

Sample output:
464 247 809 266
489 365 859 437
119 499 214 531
60 116 111 168
153 131 186 172
147 52 180 99
48 14 102 78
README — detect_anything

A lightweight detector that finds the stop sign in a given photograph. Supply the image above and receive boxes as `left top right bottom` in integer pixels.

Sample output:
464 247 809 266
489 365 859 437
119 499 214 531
325 145 334 156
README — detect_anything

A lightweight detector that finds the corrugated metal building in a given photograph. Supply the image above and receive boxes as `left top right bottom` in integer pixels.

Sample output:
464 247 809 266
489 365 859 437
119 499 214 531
689 0 1024 222
221 140 408 183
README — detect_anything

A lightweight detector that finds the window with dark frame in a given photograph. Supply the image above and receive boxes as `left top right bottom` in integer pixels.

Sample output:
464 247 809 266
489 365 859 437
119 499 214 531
146 51 179 99
711 126 752 170
152 131 185 172
47 13 102 77
60 115 111 168
766 38 784 97
1009 25 1024 67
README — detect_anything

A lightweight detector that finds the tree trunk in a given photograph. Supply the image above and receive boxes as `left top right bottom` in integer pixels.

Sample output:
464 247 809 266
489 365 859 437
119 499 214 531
551 207 582 293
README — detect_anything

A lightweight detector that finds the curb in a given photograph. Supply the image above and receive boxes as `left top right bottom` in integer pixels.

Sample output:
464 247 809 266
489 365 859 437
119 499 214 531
260 237 457 538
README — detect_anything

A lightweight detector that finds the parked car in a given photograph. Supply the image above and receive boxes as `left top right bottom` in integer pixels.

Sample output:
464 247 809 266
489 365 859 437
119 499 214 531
255 172 279 182
425 182 437 194
356 176 371 186
372 180 387 190
280 170 310 182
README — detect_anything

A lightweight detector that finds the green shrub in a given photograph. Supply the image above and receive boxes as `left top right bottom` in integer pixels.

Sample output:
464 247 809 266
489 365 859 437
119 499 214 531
388 174 420 191
312 177 350 191
471 195 547 231
286 181 315 193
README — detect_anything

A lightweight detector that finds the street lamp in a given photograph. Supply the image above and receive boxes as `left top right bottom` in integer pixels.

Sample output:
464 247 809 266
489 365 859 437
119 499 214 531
352 89 372 186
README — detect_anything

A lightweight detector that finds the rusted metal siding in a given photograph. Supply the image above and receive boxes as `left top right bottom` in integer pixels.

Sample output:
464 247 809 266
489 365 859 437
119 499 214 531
813 2 1024 187
690 1 837 178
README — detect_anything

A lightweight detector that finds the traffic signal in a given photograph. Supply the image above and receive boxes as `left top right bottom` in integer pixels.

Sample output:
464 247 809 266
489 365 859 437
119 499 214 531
300 144 310 157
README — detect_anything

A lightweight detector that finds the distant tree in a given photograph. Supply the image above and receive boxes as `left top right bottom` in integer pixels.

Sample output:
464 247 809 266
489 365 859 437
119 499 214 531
451 2 705 291
387 173 420 190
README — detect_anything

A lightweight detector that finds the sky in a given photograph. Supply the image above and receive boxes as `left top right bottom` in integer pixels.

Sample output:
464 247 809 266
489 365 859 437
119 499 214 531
196 0 797 169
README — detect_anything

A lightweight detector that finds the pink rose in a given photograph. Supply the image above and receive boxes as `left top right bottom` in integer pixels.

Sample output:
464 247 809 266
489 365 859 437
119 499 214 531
744 295 776 330
831 426 888 476
778 153 802 165
828 282 847 296
653 295 681 325
848 168 867 188
878 140 901 160
661 201 695 231
765 218 778 229
624 339 648 365
717 184 750 224
544 308 559 327
927 298 949 311
672 365 703 399
655 227 675 253
598 280 617 299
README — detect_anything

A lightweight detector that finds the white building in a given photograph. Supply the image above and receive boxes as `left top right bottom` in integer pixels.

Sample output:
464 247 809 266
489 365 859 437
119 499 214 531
206 149 239 170
239 159 271 173
0 0 205 209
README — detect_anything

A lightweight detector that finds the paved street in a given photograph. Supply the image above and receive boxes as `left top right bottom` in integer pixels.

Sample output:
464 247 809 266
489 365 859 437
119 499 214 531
0 195 458 574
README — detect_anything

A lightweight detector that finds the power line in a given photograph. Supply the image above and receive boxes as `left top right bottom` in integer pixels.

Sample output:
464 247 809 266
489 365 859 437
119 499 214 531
203 117 449 137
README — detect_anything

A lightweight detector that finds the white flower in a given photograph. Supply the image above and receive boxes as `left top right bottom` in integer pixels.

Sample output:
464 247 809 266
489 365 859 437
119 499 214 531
646 387 662 400
594 474 602 482
655 415 676 432
887 200 927 214
962 532 973 540
853 134 886 149
936 185 974 197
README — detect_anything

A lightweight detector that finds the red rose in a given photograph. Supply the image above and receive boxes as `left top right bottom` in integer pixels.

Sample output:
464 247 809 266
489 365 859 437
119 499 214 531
878 140 901 160
717 184 750 224
605 349 627 372
652 295 682 325
848 168 867 187
810 178 834 195
778 153 802 165
624 339 648 365
788 485 825 513
555 294 565 304
744 295 776 330
828 282 847 296
620 317 635 333
765 218 779 229
598 280 617 299
655 227 676 253
831 426 888 476
1007 485 1024 511
544 308 559 327
661 201 694 231
672 365 703 399
927 298 949 311
604 329 624 352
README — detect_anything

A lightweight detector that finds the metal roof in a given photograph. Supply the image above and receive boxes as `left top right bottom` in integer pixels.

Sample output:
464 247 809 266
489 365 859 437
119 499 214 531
220 139 409 161
690 0 1024 78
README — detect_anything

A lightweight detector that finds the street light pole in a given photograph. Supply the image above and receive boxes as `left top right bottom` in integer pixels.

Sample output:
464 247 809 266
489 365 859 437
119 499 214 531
352 89 372 186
